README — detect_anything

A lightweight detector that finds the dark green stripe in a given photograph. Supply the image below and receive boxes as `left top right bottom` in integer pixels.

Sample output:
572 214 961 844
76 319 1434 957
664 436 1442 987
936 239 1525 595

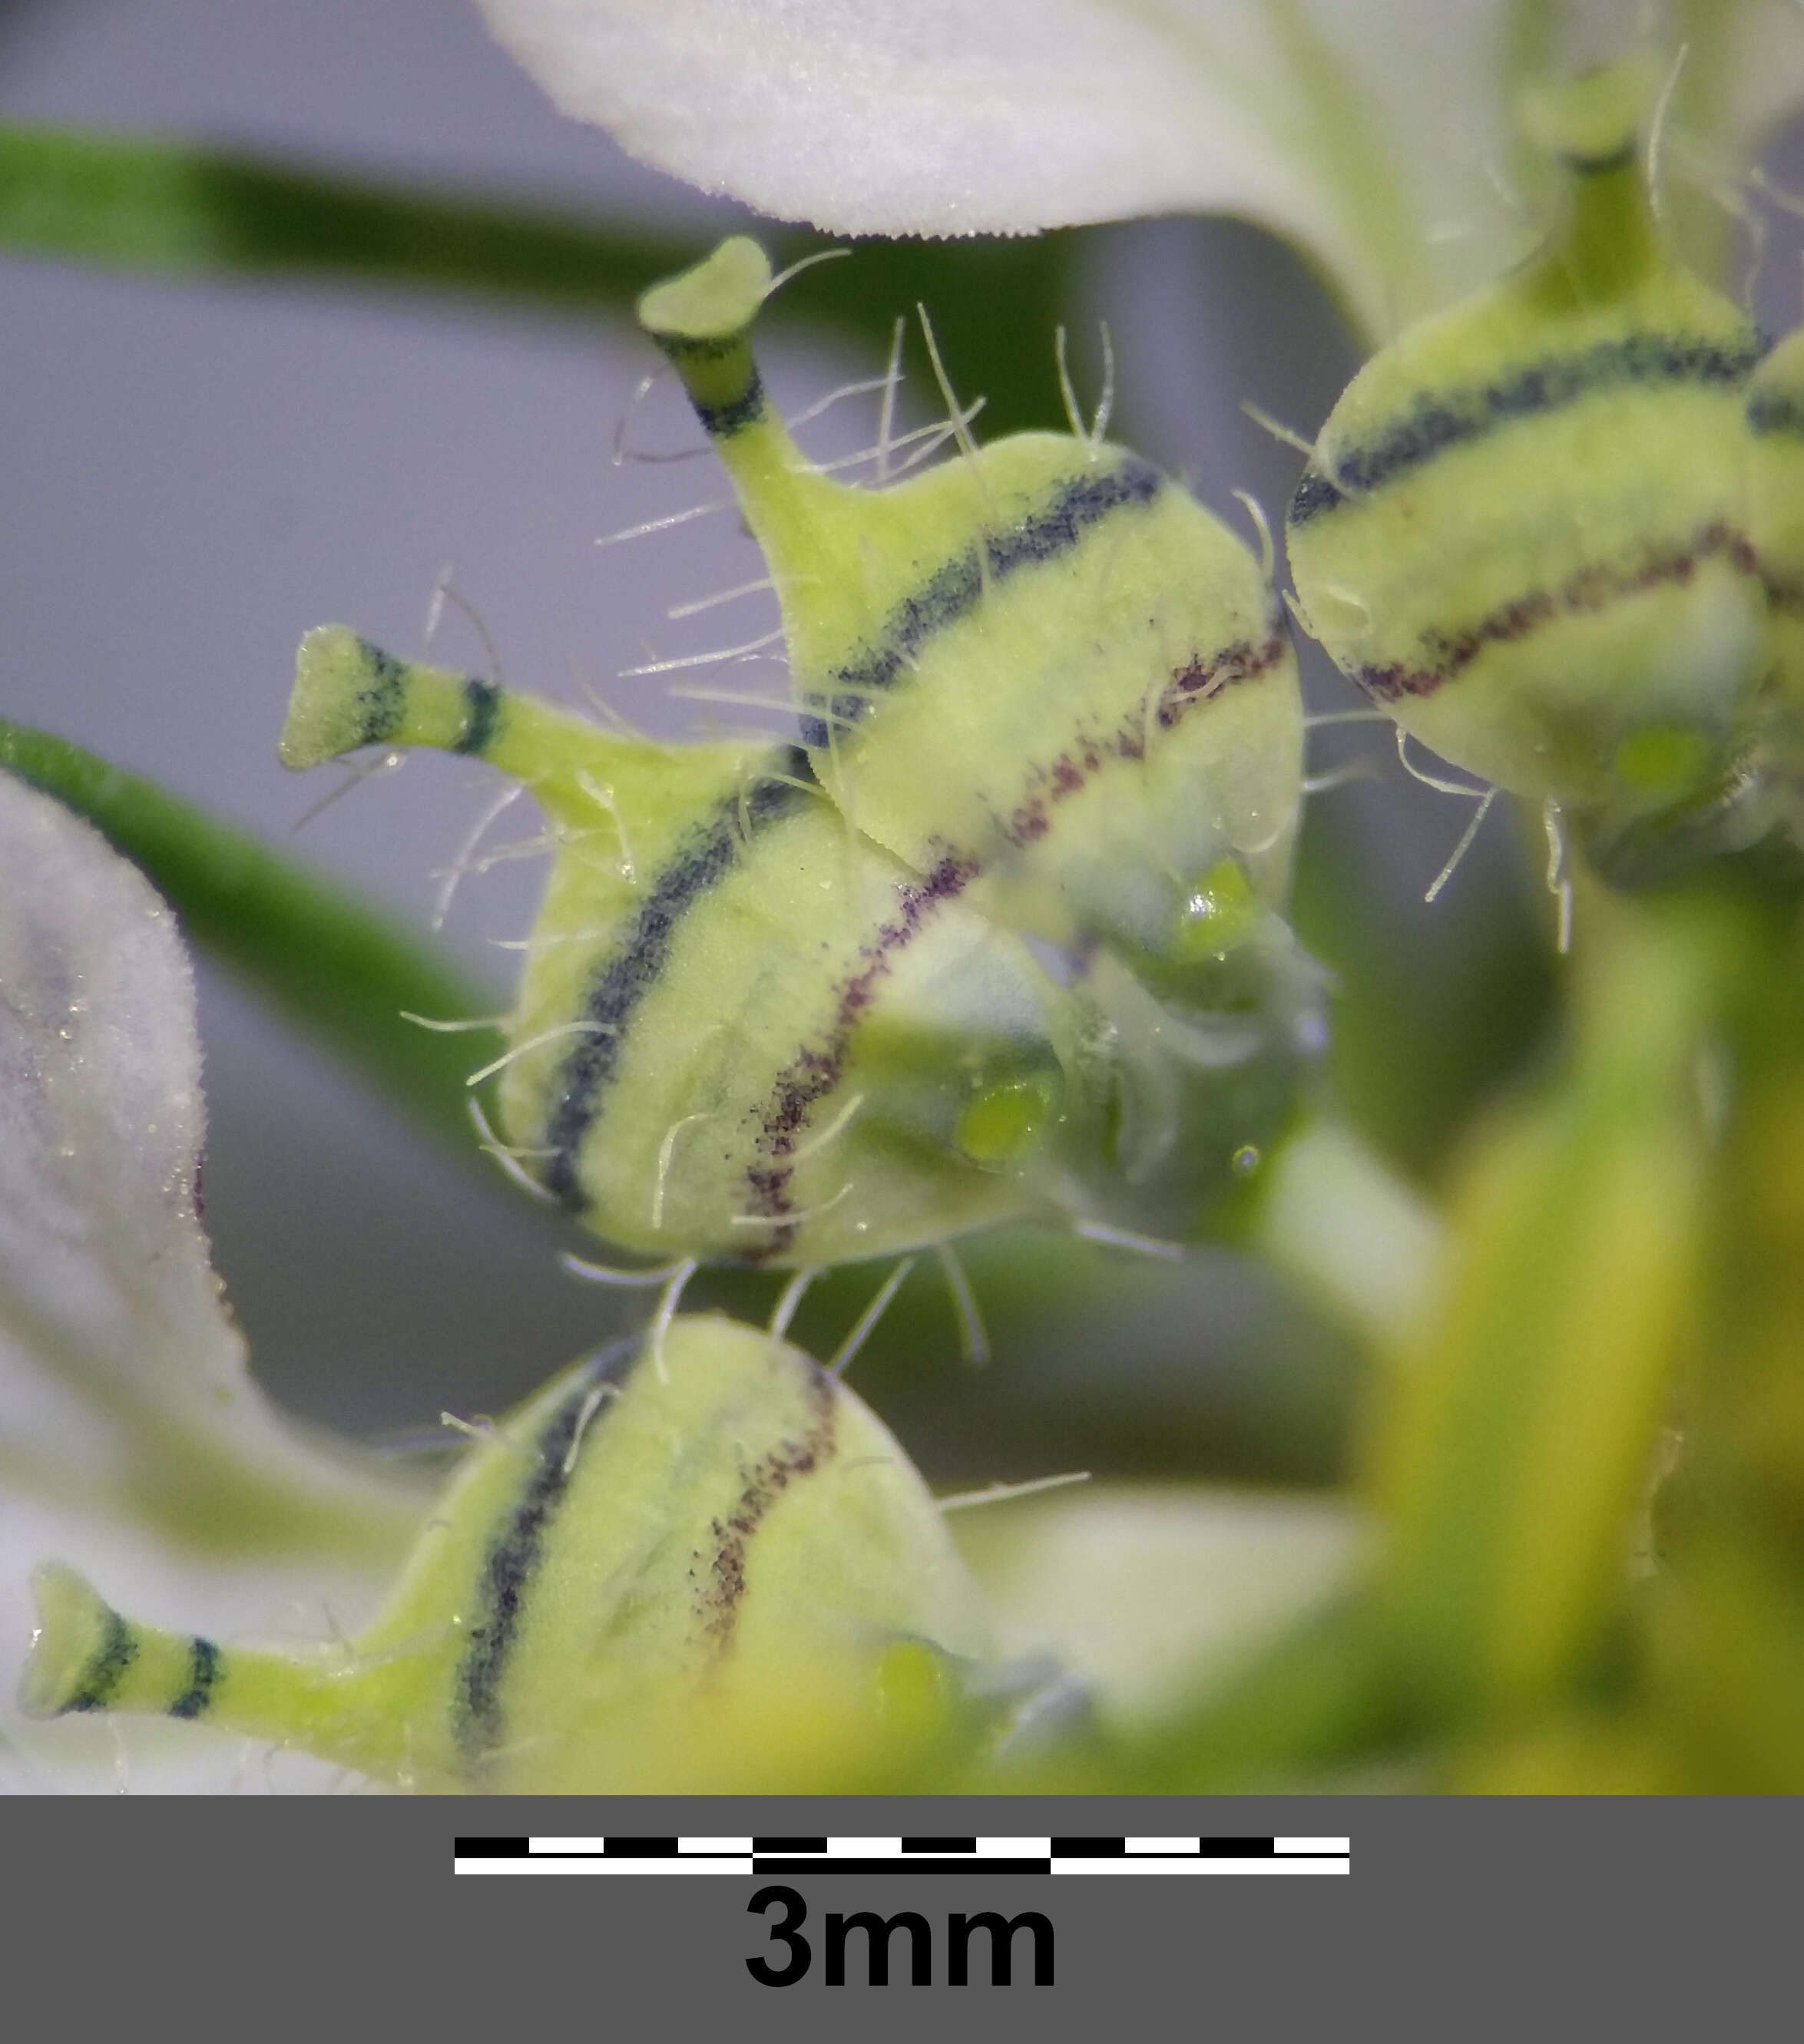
696 367 766 438
654 332 764 436
452 1338 641 1766
455 676 502 757
66 1606 137 1714
659 333 746 368
541 749 813 1214
1290 332 1767 524
799 456 1163 744
350 636 408 746
1561 141 1637 176
168 1637 221 1721
1749 387 1804 440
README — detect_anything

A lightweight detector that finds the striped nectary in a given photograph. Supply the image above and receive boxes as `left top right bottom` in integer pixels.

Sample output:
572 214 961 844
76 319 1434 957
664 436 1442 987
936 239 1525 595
640 239 1305 994
280 236 1325 1265
286 628 1083 1266
1286 63 1773 873
18 1315 995 1793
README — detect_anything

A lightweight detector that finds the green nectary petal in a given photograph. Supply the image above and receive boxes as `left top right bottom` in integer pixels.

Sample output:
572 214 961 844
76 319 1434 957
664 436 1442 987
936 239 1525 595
22 1314 1001 1794
284 236 1322 1265
640 243 1306 965
284 627 1088 1266
1286 63 1778 879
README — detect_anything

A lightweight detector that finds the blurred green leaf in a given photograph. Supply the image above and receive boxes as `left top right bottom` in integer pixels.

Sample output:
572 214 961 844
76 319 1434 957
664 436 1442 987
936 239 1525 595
1648 863 1804 1791
1366 887 1723 1724
773 230 1086 438
1110 1599 1404 1792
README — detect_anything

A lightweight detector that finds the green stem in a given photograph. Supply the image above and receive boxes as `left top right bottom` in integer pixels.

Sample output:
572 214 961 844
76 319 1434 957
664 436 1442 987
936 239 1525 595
0 124 1087 438
0 124 695 314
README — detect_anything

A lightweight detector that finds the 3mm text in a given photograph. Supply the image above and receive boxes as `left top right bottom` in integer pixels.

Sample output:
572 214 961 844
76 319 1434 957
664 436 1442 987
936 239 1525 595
746 1884 1054 1986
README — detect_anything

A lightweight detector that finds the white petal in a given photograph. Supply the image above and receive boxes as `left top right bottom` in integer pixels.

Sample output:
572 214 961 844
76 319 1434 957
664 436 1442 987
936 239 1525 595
0 770 418 1540
480 1 1804 335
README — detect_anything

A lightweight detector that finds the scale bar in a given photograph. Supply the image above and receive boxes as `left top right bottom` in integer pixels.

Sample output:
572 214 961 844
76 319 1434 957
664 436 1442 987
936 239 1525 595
455 1835 1350 1877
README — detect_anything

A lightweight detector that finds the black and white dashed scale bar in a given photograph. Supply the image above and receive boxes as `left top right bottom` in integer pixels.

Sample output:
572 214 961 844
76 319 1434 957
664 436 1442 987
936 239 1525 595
454 1835 1351 1876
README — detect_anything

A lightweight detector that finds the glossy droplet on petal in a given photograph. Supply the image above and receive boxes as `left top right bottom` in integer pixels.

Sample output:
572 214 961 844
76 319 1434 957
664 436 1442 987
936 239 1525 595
1288 61 1773 878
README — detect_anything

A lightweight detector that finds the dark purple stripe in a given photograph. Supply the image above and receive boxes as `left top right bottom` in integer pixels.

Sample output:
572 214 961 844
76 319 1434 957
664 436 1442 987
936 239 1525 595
1356 522 1759 703
741 852 980 1261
